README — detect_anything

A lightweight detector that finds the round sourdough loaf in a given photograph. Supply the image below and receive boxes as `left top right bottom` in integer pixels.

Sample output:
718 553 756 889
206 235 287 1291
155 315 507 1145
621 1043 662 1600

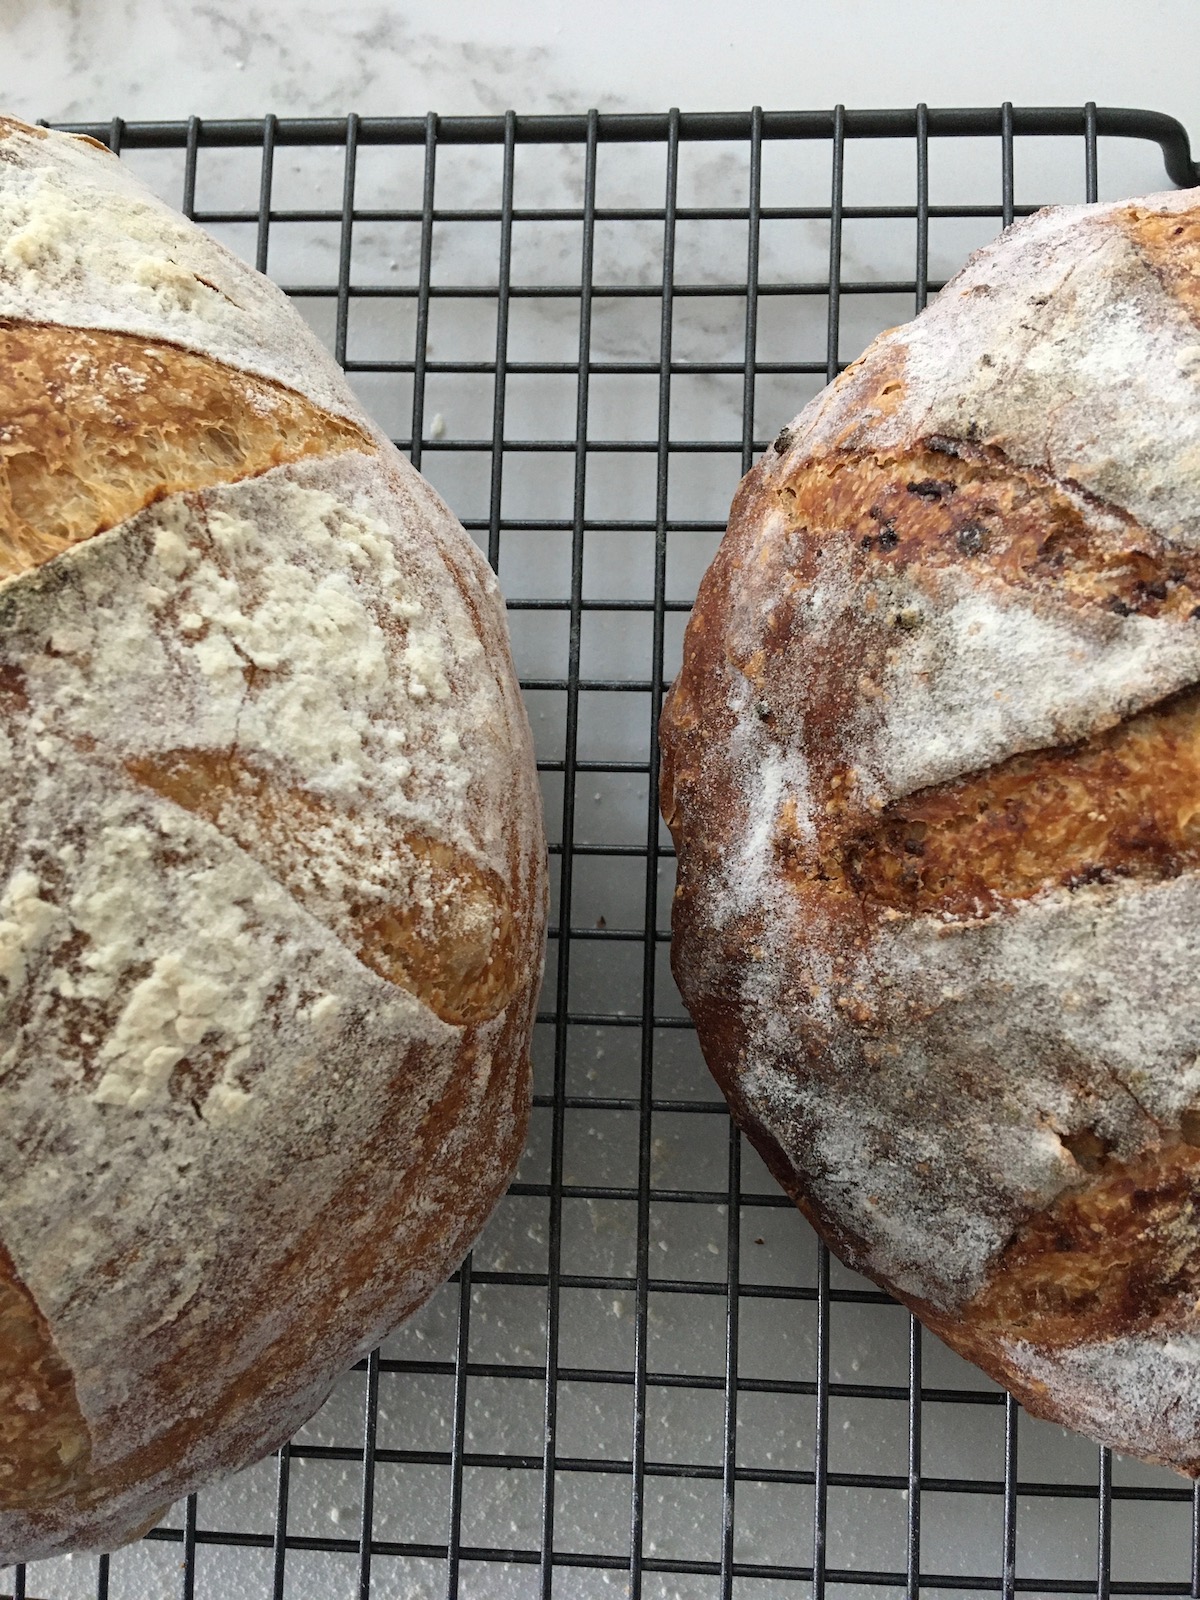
0 116 545 1560
661 186 1200 1473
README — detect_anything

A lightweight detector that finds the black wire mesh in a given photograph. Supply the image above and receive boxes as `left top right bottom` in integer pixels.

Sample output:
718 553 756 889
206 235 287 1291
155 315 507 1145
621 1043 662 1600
12 102 1200 1600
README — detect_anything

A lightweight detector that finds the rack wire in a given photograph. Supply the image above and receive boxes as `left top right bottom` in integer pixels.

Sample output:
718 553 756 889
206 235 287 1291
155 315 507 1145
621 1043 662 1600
14 103 1200 1600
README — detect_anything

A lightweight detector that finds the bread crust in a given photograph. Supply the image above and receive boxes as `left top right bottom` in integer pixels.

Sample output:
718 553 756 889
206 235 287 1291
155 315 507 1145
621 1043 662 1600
661 186 1200 1474
0 118 546 1559
0 322 373 577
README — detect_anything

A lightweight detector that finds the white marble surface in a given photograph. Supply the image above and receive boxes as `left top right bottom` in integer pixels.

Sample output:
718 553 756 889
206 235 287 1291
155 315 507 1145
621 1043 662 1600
6 5 1200 1599
0 0 1197 132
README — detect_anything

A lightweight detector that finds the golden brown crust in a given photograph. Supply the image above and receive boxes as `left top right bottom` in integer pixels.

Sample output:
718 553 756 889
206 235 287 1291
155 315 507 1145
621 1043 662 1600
0 491 543 1546
0 119 547 1564
777 444 1200 624
899 1139 1200 1477
1122 203 1200 323
127 747 520 1027
0 1240 90 1508
669 441 1200 1469
964 1140 1200 1349
0 323 374 579
19 1005 531 1529
0 117 48 143
665 438 1200 928
844 685 1200 916
705 1047 1200 1479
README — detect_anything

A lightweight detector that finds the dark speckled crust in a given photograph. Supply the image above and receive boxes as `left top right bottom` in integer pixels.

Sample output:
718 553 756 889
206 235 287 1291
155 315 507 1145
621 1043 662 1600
661 187 1200 1476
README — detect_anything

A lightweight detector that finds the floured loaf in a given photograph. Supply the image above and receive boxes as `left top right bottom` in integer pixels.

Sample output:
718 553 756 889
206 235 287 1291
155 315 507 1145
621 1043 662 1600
0 116 546 1560
661 187 1200 1473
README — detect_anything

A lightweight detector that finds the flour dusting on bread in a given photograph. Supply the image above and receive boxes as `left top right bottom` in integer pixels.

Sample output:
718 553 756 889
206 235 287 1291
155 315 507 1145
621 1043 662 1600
0 116 545 1559
0 117 354 418
662 184 1200 1474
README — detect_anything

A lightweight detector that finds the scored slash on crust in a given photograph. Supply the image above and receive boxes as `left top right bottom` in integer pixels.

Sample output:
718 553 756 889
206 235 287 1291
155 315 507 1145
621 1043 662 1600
0 114 547 1560
0 321 374 579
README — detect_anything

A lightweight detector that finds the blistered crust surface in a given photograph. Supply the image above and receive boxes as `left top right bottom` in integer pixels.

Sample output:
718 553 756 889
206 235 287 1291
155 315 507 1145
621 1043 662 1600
661 187 1200 1472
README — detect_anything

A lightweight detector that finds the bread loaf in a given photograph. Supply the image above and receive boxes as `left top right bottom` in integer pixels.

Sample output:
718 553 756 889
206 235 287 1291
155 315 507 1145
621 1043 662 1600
661 187 1200 1473
0 116 545 1561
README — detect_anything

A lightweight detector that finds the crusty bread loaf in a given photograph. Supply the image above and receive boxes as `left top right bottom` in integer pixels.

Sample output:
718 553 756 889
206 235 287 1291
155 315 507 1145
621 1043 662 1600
0 116 545 1561
661 186 1200 1474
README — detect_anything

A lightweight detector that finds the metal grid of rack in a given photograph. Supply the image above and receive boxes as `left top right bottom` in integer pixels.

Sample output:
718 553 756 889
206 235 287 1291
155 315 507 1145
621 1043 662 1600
12 103 1200 1600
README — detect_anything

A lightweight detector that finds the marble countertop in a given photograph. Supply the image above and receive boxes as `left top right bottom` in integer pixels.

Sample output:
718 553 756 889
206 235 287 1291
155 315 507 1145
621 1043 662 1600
3 0 1199 137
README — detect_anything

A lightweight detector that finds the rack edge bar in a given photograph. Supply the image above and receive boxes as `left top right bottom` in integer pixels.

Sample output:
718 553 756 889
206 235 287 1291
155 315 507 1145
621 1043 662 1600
40 106 1200 187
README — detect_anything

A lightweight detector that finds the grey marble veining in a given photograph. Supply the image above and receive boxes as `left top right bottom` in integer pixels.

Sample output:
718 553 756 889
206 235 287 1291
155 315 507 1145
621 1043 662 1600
2 0 1199 137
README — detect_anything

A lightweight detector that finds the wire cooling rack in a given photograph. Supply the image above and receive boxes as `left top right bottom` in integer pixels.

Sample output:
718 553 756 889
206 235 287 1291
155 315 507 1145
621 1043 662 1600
13 104 1200 1600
